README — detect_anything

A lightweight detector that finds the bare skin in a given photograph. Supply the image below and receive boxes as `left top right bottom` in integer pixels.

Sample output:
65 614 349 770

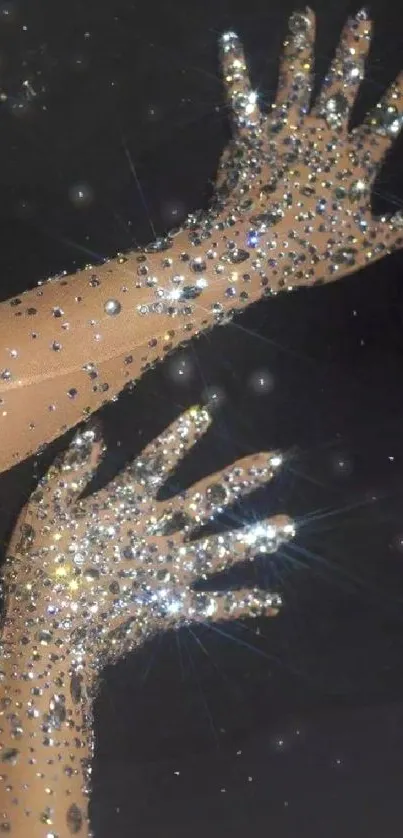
1 7 403 837
0 7 402 474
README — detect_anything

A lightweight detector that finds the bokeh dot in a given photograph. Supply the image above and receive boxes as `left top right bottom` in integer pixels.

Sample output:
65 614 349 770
68 183 94 208
167 354 194 384
248 368 274 394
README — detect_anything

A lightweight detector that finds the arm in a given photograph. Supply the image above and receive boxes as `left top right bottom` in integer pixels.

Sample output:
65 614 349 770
1 410 294 836
1 7 402 475
0 629 93 837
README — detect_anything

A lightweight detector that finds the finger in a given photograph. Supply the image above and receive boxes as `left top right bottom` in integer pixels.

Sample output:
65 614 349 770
219 30 260 138
273 7 316 125
365 212 403 260
184 587 283 623
190 514 295 579
133 513 295 584
330 212 403 277
357 70 403 166
105 586 282 647
38 420 105 508
314 8 372 129
170 450 285 529
125 405 211 493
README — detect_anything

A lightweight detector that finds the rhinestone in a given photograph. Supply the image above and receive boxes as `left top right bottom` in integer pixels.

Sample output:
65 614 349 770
70 673 83 704
0 748 19 765
349 179 368 202
206 483 228 504
323 92 349 128
144 237 171 252
180 285 202 299
334 186 347 200
333 247 357 266
66 803 83 834
49 695 66 729
85 567 100 580
289 11 311 42
228 248 250 264
159 511 191 535
370 103 403 137
104 298 122 316
38 630 52 644
247 230 259 247
260 179 278 196
190 257 206 273
250 207 284 229
342 60 363 83
132 452 164 485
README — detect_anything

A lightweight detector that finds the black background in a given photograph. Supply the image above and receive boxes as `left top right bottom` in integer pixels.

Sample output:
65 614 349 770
1 1 403 835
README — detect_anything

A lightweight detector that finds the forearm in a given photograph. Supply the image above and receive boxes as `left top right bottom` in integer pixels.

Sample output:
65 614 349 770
1 5 402 474
0 186 384 474
0 211 272 472
0 628 94 837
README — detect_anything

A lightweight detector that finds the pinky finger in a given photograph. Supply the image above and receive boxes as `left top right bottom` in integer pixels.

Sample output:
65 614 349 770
187 587 282 623
356 71 403 168
371 212 403 255
189 514 295 578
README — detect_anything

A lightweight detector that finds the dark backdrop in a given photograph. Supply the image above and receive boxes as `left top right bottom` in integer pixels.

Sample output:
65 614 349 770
1 1 403 835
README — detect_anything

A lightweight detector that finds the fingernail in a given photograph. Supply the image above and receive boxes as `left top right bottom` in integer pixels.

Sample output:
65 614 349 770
184 404 211 427
81 417 103 444
356 7 370 21
289 9 312 34
221 30 239 49
67 419 104 469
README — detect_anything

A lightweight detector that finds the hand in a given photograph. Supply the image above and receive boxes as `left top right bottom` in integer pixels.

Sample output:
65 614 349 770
3 407 294 685
214 7 403 284
1 8 402 475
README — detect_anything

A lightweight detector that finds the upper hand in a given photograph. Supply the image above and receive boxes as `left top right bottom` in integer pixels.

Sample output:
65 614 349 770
213 7 403 285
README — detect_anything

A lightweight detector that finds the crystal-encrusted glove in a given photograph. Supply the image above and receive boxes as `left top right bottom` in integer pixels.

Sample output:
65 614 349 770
1 8 403 473
215 7 403 279
0 409 294 837
3 407 294 681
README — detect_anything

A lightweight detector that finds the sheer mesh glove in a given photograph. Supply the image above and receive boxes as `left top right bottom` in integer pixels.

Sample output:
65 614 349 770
214 7 403 282
2 407 294 686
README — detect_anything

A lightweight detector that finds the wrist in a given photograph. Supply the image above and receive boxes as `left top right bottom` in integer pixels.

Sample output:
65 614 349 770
0 630 94 837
